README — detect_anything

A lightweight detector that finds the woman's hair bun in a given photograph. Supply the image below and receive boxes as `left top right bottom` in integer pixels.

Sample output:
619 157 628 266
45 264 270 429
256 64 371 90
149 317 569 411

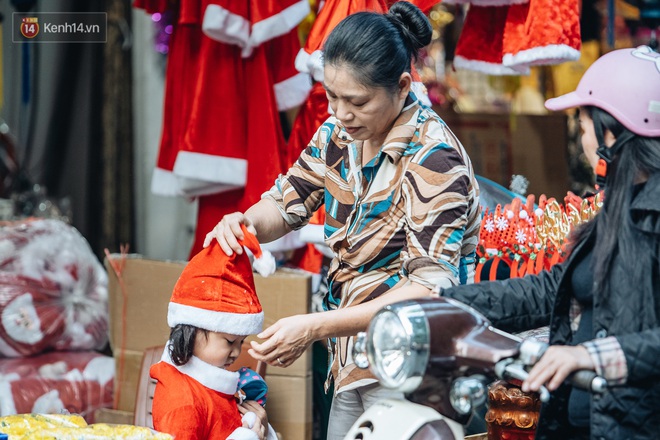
387 1 432 51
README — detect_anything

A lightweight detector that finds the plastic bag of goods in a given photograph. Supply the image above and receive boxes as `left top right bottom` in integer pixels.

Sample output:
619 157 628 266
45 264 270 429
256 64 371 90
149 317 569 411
0 219 108 356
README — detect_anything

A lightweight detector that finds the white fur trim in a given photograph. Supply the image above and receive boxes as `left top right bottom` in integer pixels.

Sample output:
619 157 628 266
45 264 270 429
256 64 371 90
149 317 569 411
295 48 324 82
173 151 247 186
168 302 264 335
151 167 182 197
454 55 530 76
177 177 245 198
308 50 325 82
260 231 306 252
228 427 260 440
252 250 276 277
503 44 581 68
152 167 246 198
202 4 249 48
162 344 240 394
411 82 432 107
295 48 310 73
275 72 312 111
299 223 325 245
242 1 310 58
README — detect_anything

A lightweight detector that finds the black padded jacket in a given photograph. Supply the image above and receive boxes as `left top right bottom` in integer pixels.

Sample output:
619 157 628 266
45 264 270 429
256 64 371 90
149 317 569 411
442 173 660 440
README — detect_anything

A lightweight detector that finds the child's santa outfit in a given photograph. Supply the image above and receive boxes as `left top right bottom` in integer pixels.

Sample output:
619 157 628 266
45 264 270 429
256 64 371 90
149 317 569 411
150 227 277 440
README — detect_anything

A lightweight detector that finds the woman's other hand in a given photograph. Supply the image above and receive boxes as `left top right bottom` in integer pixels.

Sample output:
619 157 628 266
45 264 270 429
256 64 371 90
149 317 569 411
203 212 257 255
248 314 318 367
522 345 595 392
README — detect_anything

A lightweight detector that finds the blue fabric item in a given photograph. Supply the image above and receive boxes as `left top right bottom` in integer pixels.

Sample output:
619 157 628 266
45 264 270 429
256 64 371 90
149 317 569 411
236 367 268 407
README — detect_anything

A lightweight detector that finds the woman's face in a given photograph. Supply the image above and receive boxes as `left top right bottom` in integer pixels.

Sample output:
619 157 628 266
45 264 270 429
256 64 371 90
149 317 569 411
579 108 616 171
579 110 600 170
193 330 245 368
324 64 409 143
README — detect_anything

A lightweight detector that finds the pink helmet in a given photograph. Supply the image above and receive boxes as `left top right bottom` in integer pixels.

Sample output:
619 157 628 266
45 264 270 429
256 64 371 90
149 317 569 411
545 46 660 137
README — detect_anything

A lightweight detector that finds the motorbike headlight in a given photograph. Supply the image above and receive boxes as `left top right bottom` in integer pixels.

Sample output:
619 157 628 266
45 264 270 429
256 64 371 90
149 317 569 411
366 301 430 393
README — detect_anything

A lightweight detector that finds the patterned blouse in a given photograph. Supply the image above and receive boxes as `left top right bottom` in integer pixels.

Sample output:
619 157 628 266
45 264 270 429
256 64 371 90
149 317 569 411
263 93 481 393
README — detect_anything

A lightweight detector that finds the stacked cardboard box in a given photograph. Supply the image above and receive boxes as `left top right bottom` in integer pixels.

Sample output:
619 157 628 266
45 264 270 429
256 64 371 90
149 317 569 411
103 255 313 440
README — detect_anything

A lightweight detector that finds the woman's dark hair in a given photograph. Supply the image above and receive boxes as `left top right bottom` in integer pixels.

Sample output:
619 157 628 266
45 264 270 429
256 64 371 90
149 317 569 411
168 324 208 366
323 1 432 92
570 106 660 306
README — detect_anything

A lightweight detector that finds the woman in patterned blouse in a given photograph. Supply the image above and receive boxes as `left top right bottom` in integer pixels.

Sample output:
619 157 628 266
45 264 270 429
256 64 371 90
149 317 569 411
204 2 481 438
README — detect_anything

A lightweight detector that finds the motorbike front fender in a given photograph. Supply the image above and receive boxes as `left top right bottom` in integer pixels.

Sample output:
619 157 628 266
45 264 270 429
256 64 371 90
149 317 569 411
343 398 465 440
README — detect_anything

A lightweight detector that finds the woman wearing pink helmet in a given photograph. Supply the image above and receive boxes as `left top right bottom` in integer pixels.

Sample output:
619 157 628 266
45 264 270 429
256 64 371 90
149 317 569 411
439 46 660 439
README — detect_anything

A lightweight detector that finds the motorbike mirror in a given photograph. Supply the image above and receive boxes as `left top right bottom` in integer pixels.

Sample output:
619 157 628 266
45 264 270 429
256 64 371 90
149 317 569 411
449 375 488 415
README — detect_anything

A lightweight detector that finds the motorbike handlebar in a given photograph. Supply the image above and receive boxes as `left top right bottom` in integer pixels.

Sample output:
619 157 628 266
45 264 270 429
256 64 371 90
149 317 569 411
569 370 607 393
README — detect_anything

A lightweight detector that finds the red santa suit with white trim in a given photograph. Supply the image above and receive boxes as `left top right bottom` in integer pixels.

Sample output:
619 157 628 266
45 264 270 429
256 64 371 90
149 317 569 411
133 0 311 257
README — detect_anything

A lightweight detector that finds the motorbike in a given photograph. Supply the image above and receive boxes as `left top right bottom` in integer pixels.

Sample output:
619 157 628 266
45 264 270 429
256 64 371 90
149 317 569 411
346 297 607 440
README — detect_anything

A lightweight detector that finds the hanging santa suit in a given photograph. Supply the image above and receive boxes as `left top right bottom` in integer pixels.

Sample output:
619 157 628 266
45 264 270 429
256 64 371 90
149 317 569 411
452 0 580 75
135 0 311 256
191 28 309 256
454 4 529 75
501 0 581 70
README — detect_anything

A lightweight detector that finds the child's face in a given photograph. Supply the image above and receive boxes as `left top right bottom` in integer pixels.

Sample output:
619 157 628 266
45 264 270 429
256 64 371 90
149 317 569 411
193 331 246 368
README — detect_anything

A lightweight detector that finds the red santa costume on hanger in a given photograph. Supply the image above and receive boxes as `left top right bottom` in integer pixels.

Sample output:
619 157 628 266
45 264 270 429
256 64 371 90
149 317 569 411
150 227 277 440
501 0 581 69
134 0 311 257
454 4 529 75
452 0 580 75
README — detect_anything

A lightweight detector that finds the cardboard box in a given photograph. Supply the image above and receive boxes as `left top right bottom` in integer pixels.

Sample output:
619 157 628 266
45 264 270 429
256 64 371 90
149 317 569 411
106 256 183 353
436 111 570 200
93 408 134 425
266 375 313 440
112 349 147 413
106 256 313 411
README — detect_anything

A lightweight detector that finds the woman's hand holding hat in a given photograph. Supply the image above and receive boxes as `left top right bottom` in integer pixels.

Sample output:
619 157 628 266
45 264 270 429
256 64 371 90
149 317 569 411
203 212 257 256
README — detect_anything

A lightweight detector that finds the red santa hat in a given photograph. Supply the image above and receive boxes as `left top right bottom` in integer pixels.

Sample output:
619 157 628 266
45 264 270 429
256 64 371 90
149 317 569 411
167 226 275 335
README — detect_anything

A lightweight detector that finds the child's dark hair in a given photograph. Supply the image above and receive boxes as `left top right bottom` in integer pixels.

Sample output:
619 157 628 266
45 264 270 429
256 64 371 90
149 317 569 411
168 324 208 366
